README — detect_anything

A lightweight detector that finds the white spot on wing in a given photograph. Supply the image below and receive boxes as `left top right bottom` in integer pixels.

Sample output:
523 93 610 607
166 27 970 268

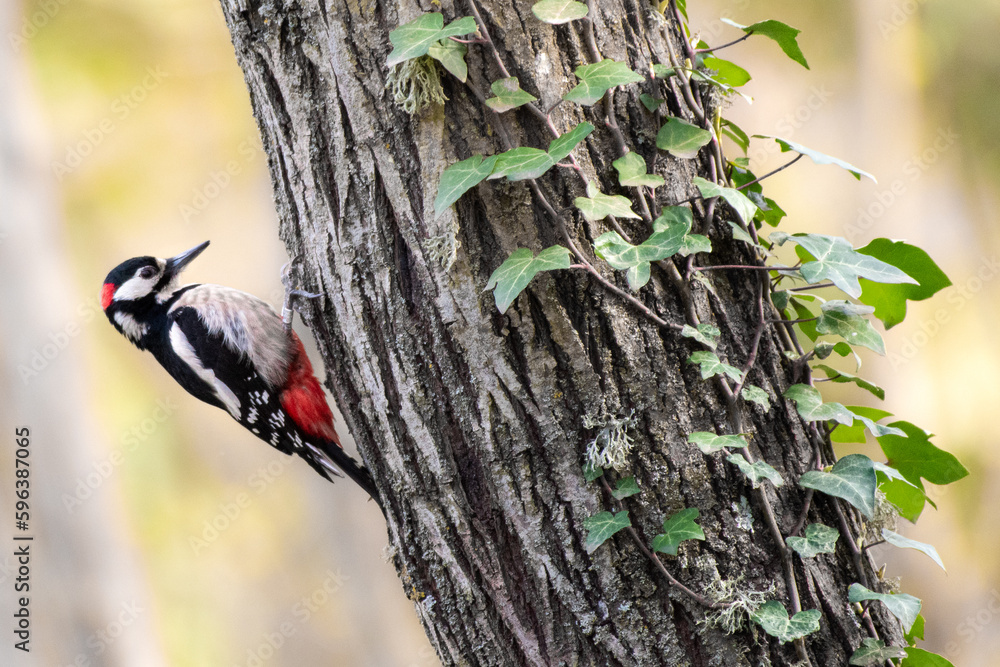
169 324 242 419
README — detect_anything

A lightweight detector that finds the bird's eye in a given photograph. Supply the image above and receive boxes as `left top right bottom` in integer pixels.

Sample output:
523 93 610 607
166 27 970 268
139 266 157 280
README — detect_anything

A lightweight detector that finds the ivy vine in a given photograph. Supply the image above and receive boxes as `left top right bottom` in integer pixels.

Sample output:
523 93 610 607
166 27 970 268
386 1 966 665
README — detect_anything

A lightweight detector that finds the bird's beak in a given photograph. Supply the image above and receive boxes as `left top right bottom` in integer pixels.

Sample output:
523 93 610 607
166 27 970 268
165 241 210 278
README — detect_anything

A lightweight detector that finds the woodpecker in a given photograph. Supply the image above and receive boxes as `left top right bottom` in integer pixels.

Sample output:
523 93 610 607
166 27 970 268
101 241 380 506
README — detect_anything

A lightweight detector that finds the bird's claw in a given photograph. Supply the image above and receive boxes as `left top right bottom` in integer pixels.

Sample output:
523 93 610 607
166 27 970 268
281 256 323 331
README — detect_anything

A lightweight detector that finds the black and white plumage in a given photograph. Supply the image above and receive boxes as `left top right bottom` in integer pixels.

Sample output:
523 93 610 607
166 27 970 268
101 241 380 505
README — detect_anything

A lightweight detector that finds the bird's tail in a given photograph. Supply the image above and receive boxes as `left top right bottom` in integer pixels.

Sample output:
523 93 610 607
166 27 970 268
303 440 383 512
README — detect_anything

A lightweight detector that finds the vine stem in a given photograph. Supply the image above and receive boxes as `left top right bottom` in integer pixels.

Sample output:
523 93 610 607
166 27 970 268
735 154 804 190
695 33 752 54
693 264 785 272
599 478 724 609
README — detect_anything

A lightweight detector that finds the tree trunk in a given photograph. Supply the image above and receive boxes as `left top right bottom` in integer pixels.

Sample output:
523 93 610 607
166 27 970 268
217 0 904 664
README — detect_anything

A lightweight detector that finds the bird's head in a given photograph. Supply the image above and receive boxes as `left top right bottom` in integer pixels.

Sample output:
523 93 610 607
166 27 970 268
101 240 210 342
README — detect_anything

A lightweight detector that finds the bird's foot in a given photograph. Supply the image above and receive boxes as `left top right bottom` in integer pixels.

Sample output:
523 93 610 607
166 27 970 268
281 257 323 330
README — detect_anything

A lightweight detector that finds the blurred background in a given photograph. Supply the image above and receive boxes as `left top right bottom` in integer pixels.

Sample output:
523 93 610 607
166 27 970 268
0 0 995 664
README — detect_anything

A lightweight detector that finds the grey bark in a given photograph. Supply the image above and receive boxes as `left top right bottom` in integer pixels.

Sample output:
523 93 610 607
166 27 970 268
217 0 904 664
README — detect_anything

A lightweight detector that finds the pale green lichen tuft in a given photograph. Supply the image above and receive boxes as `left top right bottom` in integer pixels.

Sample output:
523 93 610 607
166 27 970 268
583 410 637 471
425 232 459 271
701 575 775 635
386 56 448 114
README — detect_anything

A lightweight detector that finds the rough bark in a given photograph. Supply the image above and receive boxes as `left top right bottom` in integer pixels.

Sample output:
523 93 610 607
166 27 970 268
217 0 904 664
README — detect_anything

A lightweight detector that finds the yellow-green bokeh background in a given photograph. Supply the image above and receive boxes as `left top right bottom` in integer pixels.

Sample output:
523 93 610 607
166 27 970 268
1 0 997 664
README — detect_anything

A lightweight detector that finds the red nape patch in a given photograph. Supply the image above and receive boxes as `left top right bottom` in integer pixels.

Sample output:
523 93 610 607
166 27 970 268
100 283 116 310
280 333 341 446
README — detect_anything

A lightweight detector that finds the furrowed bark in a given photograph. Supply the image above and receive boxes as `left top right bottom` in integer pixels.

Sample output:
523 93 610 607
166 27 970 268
217 1 904 664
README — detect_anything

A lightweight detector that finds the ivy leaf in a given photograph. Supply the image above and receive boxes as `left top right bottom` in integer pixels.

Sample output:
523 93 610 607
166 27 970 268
640 93 663 111
547 121 595 162
757 196 786 227
783 233 918 298
692 176 758 225
721 119 750 153
877 466 935 523
626 263 650 290
905 614 925 645
901 647 955 667
878 421 969 490
688 351 743 382
681 323 720 349
484 77 538 112
857 239 952 329
742 385 771 411
787 523 839 558
831 406 893 443
783 384 855 426
387 14 478 67
584 510 631 554
757 135 874 181
651 508 705 556
657 117 713 159
612 476 641 499
816 300 886 355
564 59 644 105
582 461 604 482
679 234 712 256
575 183 641 221
613 152 665 188
434 155 498 217
688 431 747 454
427 38 468 81
490 147 556 181
721 19 809 69
813 341 856 362
702 56 751 87
593 210 689 288
881 528 945 572
849 638 908 666
813 364 885 401
848 583 921 633
486 246 572 313
799 454 877 519
750 601 821 643
531 0 589 24
727 453 783 488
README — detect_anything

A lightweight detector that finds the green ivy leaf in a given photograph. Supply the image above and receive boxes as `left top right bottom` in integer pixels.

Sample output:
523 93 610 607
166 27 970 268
692 176 758 225
783 233 918 298
594 210 690 289
484 77 538 112
787 523 839 558
688 351 743 382
857 239 952 329
486 246 572 313
657 117 713 158
877 467 934 523
688 431 747 454
640 93 663 112
651 508 705 556
813 364 885 401
679 234 712 256
650 63 674 78
613 152 665 188
905 614 925 645
756 135 874 181
547 121 595 162
727 453 783 488
816 300 886 355
564 59 644 105
583 510 631 554
831 406 893 443
721 19 809 69
427 38 468 81
757 196 786 226
434 155 499 217
901 647 955 667
387 14 478 67
582 461 604 482
575 183 642 221
849 638 908 666
626 263 650 290
813 340 856 361
721 119 750 153
702 56 751 87
689 69 753 104
490 147 557 181
799 454 877 519
881 528 945 572
848 583 921 633
612 476 641 499
531 0 589 24
878 421 969 490
783 384 855 426
750 601 821 643
742 384 771 411
680 323 721 349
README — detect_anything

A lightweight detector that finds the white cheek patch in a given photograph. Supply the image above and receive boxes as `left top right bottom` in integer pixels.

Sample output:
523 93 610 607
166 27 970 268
114 311 149 341
115 259 168 302
169 323 242 419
